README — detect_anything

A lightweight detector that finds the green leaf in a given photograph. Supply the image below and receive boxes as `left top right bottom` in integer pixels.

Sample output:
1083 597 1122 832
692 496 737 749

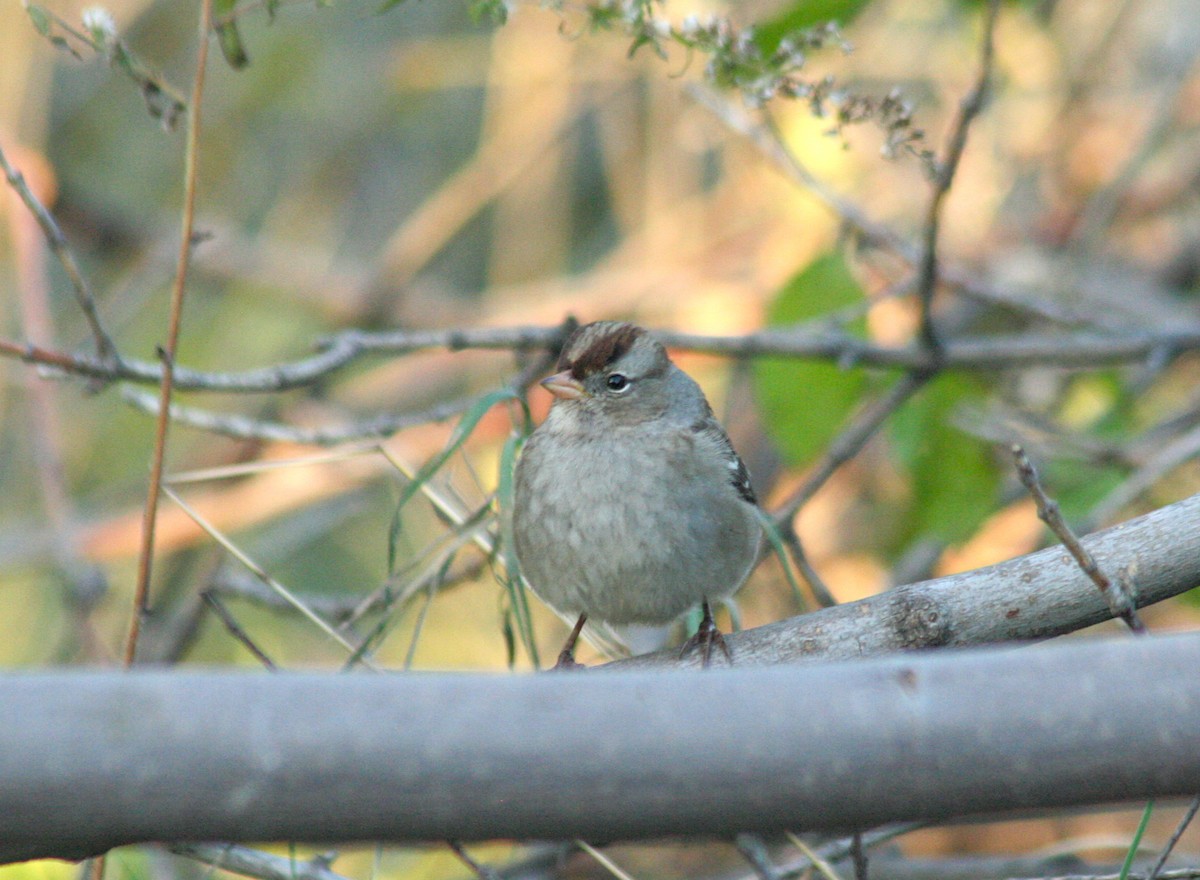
754 0 870 54
25 3 52 37
386 387 522 575
753 252 869 467
890 373 1000 544
212 0 250 69
469 0 509 25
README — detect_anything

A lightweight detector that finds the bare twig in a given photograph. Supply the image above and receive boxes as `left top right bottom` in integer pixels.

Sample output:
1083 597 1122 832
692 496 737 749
736 834 784 880
773 370 933 524
3 138 110 652
575 842 639 880
786 834 846 880
169 843 351 880
119 333 559 445
210 555 487 622
125 0 214 665
0 142 118 361
1085 420 1200 530
776 825 927 880
850 833 869 880
689 86 1084 328
780 527 837 608
5 324 1200 396
1070 37 1198 251
1147 796 1200 880
120 384 495 445
160 485 375 665
1039 870 1200 880
1011 444 1147 634
914 0 1000 353
448 840 504 880
200 590 278 670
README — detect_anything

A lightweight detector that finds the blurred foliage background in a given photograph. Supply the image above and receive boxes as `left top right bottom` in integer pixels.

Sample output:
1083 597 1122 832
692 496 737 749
2 0 1200 877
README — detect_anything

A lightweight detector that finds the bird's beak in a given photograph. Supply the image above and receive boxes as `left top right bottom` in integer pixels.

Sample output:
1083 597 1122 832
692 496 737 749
540 370 587 400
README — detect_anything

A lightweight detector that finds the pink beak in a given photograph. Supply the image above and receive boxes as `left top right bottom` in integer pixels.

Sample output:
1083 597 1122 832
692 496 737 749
540 370 586 400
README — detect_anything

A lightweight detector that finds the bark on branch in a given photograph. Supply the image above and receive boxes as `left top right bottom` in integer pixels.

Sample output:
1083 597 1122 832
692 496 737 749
615 491 1200 669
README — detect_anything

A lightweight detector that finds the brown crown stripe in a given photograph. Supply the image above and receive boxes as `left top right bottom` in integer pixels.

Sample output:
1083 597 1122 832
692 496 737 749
558 323 645 379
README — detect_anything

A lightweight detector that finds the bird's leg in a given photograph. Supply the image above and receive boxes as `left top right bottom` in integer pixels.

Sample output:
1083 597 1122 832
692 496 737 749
679 599 732 668
551 613 588 671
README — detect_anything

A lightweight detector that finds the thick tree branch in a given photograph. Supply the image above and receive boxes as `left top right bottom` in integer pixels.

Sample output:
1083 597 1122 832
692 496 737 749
2 634 1200 862
615 491 1200 669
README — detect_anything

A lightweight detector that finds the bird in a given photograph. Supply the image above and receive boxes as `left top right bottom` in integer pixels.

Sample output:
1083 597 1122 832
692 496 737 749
512 321 762 668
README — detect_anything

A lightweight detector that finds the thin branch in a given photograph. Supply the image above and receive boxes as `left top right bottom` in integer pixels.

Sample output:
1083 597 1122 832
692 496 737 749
688 86 1084 329
739 852 1200 880
120 384 494 445
200 590 278 670
1040 870 1200 880
169 843 352 880
780 527 837 608
1011 445 1147 635
210 556 487 623
1147 797 1200 880
850 834 868 880
449 840 505 880
160 485 375 666
774 370 933 525
0 142 118 361
658 327 1200 369
786 834 845 880
125 0 214 665
914 0 1000 353
1070 42 1198 252
5 324 1200 396
774 825 928 880
3 137 110 655
576 842 639 880
1085 420 1200 530
736 834 784 880
118 337 557 446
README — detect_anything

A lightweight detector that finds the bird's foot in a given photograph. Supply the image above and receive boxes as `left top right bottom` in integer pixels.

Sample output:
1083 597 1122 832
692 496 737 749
679 600 733 668
550 649 588 671
545 613 589 671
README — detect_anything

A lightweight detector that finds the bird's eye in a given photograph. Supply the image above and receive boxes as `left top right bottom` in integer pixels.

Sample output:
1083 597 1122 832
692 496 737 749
606 373 630 393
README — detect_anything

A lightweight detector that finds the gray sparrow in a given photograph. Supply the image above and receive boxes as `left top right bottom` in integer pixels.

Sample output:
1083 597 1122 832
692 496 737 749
512 321 762 668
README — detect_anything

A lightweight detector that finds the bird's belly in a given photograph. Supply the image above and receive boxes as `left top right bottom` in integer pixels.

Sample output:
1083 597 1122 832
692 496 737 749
516 445 757 625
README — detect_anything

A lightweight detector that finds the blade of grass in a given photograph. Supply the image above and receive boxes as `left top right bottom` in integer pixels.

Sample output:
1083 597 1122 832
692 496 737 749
385 387 520 574
757 508 809 613
787 833 845 880
161 485 372 666
497 429 539 668
405 554 456 669
575 842 638 880
1120 802 1156 880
